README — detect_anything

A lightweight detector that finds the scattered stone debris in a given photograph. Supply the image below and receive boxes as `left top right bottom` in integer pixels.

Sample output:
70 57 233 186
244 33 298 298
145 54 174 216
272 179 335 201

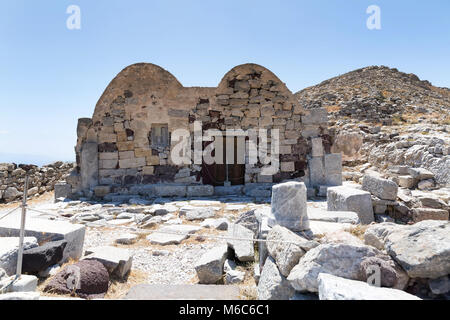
22 240 67 275
83 246 133 279
317 273 420 300
227 224 255 262
327 186 374 224
194 244 229 284
257 256 295 300
287 243 381 293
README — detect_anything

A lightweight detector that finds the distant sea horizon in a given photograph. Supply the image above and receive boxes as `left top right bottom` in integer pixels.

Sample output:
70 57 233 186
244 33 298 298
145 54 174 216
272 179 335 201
0 153 74 167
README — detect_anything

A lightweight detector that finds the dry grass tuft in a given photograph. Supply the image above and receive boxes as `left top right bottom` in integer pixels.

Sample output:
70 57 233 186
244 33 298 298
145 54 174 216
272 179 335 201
0 191 54 210
325 105 341 113
238 262 258 300
104 269 149 299
345 225 369 240
240 285 258 300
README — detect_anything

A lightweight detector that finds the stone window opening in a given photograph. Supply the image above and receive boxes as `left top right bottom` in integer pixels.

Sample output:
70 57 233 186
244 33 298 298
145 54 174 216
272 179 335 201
125 128 134 141
150 123 169 148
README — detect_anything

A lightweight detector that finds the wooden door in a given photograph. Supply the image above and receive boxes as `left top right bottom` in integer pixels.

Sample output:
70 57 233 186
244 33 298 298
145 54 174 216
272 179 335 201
201 138 226 186
227 136 245 185
201 135 245 186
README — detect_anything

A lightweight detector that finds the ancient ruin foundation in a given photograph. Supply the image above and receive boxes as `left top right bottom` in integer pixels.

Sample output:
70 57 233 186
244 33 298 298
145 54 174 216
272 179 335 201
63 63 342 199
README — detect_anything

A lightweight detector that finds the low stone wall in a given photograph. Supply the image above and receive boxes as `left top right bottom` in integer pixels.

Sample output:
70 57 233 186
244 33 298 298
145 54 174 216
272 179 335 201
0 162 75 203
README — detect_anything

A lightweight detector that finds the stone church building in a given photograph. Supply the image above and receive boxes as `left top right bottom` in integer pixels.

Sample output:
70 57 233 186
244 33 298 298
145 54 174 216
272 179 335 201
64 63 342 198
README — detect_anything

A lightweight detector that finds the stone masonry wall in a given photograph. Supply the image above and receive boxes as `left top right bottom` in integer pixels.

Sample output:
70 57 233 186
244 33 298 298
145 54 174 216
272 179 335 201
0 162 74 203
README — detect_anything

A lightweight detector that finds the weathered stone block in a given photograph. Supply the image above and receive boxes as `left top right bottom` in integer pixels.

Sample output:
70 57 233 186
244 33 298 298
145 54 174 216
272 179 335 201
0 275 38 293
407 167 434 180
146 225 201 245
327 186 374 224
154 185 187 197
324 153 342 175
81 142 98 190
187 185 214 197
117 141 134 151
119 151 135 159
267 225 316 277
259 117 273 127
94 185 111 197
146 155 160 165
117 131 128 142
22 240 67 274
0 237 38 276
0 216 85 262
99 159 118 169
227 224 254 262
84 246 133 279
308 157 325 187
301 126 321 138
311 137 324 157
142 166 154 175
271 181 309 231
99 152 118 160
119 157 146 169
287 243 379 293
383 220 450 279
307 207 359 224
194 245 228 284
398 175 416 188
135 148 152 158
279 145 291 155
168 109 190 117
412 208 449 222
325 174 342 186
98 133 117 143
54 183 72 200
257 256 294 300
362 174 398 201
418 179 434 190
317 273 420 300
214 185 243 196
180 207 215 221
256 173 273 184
285 130 301 139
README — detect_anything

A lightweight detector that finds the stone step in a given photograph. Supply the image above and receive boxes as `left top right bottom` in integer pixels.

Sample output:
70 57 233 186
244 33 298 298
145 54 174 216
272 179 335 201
124 284 241 300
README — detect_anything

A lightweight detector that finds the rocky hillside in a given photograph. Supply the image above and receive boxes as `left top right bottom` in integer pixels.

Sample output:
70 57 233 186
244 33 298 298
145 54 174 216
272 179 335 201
295 66 450 188
296 65 450 125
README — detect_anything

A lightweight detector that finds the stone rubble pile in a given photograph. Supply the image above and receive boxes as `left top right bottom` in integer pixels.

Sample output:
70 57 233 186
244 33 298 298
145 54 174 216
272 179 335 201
344 166 449 224
253 181 450 300
194 209 260 285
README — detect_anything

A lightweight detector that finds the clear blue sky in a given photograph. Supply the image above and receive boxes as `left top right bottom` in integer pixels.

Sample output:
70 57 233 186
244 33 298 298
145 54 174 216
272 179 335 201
1 0 449 164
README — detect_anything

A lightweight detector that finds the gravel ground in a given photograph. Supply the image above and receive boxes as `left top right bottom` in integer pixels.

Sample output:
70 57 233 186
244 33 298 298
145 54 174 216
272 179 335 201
83 226 222 284
10 195 268 287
